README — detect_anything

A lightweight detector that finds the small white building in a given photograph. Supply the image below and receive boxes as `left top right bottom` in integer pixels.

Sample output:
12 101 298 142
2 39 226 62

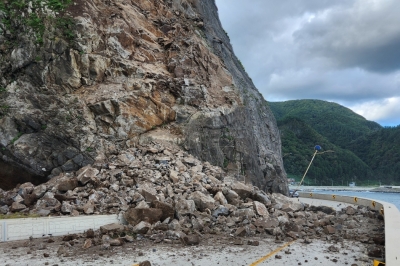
349 182 356 187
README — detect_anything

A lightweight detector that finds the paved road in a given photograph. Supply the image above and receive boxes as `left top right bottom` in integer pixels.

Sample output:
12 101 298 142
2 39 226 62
131 239 367 266
1 236 369 266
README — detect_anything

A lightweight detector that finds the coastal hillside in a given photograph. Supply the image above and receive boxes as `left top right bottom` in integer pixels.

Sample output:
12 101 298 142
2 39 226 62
0 0 287 194
277 116 373 186
349 126 400 183
269 99 381 148
269 100 399 185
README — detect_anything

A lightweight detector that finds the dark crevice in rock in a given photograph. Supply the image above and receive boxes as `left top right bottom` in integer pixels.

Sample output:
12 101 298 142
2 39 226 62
0 159 47 190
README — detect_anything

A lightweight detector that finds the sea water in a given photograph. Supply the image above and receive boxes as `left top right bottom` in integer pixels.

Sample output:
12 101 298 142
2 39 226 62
313 190 400 211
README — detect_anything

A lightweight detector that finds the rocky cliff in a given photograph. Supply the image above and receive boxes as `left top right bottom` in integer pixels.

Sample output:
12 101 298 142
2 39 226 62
0 0 287 194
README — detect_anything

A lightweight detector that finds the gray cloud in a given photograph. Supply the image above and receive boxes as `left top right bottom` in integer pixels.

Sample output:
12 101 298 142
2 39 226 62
294 0 400 73
216 0 400 125
268 69 400 102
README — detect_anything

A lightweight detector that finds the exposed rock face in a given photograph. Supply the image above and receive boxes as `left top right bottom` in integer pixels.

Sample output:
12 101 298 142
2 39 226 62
185 1 287 194
0 0 287 194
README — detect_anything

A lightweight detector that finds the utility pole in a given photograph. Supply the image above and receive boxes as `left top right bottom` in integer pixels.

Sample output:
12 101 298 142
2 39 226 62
293 145 334 195
297 147 319 188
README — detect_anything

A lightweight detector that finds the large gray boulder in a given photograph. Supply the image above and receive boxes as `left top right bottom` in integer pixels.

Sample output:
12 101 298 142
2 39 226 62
76 166 99 185
188 191 215 212
57 177 78 192
151 200 175 221
272 193 304 212
231 182 253 200
175 198 196 218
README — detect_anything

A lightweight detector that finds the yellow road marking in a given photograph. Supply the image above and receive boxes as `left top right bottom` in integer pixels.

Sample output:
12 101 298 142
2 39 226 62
249 240 296 266
374 259 386 266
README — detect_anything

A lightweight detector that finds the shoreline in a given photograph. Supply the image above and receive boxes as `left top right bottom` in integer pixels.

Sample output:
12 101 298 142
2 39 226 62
289 185 400 193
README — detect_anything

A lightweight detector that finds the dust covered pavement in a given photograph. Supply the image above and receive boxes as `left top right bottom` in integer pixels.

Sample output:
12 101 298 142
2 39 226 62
0 142 385 265
0 232 376 266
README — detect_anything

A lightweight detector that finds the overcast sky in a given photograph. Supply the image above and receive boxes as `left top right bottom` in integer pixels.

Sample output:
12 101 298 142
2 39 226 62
215 0 400 126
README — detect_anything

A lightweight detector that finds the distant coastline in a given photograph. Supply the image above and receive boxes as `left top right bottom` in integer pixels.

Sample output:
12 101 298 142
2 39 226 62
289 185 400 193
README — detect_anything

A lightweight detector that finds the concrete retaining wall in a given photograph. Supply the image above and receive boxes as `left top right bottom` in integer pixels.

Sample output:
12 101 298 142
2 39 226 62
298 192 385 212
0 214 121 242
299 192 400 266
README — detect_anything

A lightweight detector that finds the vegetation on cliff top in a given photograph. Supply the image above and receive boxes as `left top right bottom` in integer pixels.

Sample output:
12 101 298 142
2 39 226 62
0 0 75 118
0 0 74 45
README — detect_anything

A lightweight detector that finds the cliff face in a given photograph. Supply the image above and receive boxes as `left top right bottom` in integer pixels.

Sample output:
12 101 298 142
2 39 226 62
0 0 287 194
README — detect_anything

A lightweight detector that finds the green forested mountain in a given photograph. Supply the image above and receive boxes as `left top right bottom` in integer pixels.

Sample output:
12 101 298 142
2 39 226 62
349 126 400 183
269 99 400 185
270 99 381 148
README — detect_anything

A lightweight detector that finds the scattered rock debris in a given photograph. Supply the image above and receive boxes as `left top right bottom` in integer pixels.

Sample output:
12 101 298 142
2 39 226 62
0 142 385 264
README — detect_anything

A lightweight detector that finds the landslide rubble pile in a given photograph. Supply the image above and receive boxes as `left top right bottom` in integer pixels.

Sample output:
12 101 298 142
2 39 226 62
0 143 384 259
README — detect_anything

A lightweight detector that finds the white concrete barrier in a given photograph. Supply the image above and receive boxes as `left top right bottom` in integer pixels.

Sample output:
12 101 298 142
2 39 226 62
298 192 385 212
0 214 123 242
299 192 400 266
